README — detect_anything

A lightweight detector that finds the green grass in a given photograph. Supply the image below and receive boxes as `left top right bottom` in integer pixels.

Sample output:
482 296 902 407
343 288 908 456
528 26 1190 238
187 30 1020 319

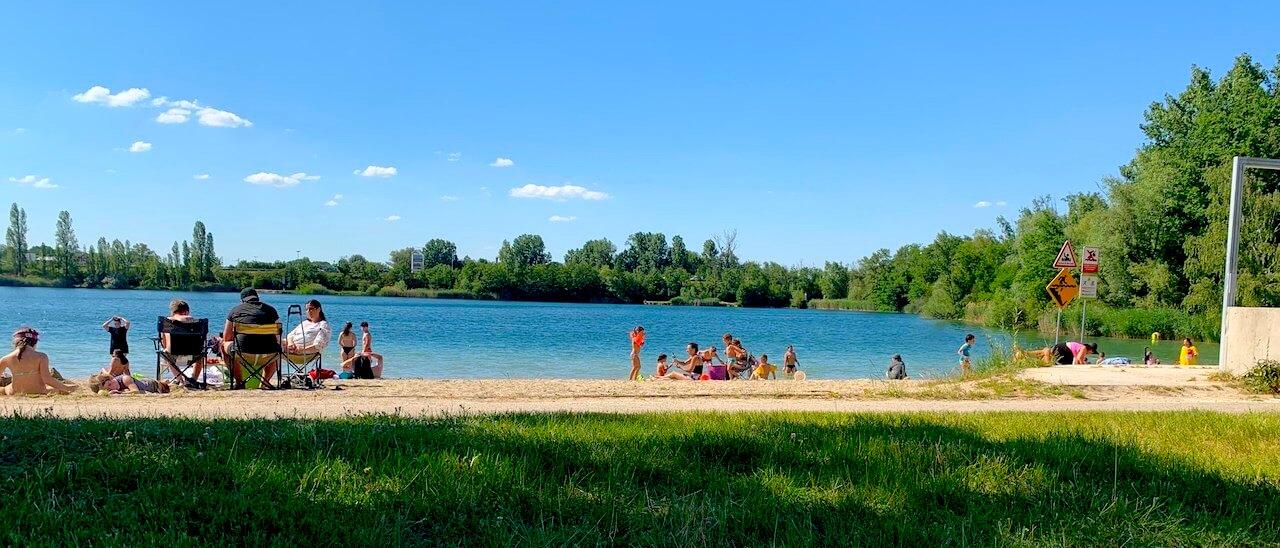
2 412 1278 546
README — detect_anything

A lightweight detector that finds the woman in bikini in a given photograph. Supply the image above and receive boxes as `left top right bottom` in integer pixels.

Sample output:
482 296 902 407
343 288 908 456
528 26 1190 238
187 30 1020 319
338 322 357 362
2 327 73 395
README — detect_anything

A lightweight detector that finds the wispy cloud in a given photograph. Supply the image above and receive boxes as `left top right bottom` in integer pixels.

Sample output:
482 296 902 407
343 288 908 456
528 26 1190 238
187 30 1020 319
196 106 252 128
72 85 151 107
129 141 152 153
548 215 577 222
12 128 26 135
509 183 609 201
447 152 461 162
156 108 190 124
995 200 1008 207
386 214 401 222
9 175 58 189
325 193 344 207
490 157 514 168
193 173 210 180
242 172 320 188
354 165 398 178
973 201 992 208
440 195 459 202
479 186 492 197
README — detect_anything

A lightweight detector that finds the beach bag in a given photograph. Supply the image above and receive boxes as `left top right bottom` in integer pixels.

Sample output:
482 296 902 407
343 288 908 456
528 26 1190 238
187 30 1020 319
352 356 376 379
707 364 729 381
309 368 337 380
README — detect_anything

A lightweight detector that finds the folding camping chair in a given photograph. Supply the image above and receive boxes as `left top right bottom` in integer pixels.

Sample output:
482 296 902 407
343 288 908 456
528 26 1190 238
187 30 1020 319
227 322 282 389
279 304 322 389
152 317 210 388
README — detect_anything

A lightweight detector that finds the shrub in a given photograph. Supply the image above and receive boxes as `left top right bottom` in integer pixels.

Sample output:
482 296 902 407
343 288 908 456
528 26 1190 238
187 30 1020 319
295 282 333 295
1242 360 1280 394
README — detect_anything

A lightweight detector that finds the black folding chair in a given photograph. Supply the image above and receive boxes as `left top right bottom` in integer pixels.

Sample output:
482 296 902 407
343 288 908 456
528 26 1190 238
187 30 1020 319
152 317 210 388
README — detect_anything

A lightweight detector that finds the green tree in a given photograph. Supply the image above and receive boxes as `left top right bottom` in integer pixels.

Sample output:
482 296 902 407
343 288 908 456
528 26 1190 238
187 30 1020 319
498 234 551 268
54 210 79 281
6 203 28 275
564 238 617 268
422 239 459 268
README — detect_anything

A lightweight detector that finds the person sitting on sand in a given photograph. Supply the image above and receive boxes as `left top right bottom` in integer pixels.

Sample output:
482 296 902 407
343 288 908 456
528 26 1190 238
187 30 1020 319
887 354 908 380
89 372 170 394
728 339 753 378
654 353 690 380
341 351 385 379
673 342 705 378
101 349 132 377
285 299 331 355
2 327 73 395
1144 347 1159 365
701 345 726 366
752 354 777 380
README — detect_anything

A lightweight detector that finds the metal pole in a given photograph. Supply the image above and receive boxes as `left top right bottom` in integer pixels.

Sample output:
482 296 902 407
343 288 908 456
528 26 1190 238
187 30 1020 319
1054 309 1061 345
1219 157 1246 370
1080 299 1087 342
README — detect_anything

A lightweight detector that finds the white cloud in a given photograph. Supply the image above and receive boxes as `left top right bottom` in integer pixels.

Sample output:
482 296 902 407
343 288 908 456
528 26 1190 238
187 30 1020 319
104 169 117 174
325 193 344 206
242 172 320 188
996 201 1008 206
386 214 401 222
196 107 252 128
72 85 151 107
152 97 199 109
156 108 191 124
548 215 577 222
490 157 514 168
12 128 26 135
440 195 459 202
479 186 491 197
974 201 991 208
129 141 152 153
194 173 210 180
447 152 461 162
353 165 398 178
508 183 609 201
8 175 58 189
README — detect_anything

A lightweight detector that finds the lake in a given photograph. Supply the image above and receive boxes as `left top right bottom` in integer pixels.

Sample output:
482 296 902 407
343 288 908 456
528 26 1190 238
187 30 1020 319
0 287 1216 379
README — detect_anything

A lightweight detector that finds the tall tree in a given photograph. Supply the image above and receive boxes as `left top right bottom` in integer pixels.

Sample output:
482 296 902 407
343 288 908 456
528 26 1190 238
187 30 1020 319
421 239 459 268
564 238 617 268
498 234 551 268
6 203 28 275
54 210 79 281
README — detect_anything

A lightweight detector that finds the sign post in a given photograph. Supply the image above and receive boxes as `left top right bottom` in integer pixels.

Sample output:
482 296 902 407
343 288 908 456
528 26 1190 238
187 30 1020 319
1046 268 1079 344
1079 247 1099 339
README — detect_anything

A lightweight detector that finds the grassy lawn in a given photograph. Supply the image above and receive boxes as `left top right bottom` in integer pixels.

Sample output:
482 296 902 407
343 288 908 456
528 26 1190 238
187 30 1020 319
2 412 1278 545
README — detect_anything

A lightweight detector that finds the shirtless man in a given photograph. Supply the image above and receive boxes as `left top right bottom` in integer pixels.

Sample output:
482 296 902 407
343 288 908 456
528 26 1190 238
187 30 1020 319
673 342 705 378
2 327 72 395
361 321 373 354
701 345 726 365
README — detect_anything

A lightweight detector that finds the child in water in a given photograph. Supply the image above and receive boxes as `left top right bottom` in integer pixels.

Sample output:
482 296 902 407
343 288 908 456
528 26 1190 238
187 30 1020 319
957 334 976 375
1143 347 1159 365
783 346 798 379
1178 338 1198 366
752 354 777 380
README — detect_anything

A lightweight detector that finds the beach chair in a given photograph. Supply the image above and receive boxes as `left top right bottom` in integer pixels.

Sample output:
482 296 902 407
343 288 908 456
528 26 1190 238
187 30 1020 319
152 317 210 388
228 322 282 389
279 304 322 389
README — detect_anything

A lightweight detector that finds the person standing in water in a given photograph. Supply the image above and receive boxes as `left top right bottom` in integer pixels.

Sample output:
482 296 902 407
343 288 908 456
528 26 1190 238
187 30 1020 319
628 326 645 380
360 321 373 354
338 322 357 363
783 345 799 379
102 316 131 358
957 334 976 375
1178 338 1198 366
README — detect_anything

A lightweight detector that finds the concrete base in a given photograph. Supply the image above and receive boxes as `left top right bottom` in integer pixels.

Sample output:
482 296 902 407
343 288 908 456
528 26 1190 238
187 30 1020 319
1222 307 1280 374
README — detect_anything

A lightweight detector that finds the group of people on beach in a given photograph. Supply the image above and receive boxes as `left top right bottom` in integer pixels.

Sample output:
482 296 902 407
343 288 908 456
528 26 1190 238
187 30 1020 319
628 326 802 381
1 288 389 396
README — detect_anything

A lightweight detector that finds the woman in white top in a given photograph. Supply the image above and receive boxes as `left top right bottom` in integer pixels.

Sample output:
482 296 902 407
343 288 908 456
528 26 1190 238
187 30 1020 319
284 299 331 354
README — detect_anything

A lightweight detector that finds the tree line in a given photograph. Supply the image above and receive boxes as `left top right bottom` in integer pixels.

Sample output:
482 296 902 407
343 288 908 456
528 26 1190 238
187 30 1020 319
5 54 1279 341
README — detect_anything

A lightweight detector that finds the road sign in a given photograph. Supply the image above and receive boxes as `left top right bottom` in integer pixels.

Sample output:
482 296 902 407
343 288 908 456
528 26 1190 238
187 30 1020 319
1053 240 1078 269
1079 274 1098 299
1082 246 1100 274
1046 268 1079 308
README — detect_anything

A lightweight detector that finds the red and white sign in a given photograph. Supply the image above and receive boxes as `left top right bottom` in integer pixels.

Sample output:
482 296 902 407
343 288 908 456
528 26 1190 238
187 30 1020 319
1053 240 1078 269
1082 246 1100 274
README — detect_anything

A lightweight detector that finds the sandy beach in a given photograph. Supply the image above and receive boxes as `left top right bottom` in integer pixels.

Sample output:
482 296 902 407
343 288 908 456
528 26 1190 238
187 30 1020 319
3 365 1276 418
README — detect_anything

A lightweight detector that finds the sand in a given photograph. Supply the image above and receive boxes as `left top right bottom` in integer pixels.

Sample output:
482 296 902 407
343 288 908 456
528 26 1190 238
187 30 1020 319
2 365 1277 418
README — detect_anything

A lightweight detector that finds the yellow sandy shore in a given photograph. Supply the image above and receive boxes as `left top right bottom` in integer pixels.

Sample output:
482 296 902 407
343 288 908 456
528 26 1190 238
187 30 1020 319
2 366 1277 418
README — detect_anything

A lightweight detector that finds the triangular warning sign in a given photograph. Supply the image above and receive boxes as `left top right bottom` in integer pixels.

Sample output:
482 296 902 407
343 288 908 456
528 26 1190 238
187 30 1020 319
1053 240 1078 269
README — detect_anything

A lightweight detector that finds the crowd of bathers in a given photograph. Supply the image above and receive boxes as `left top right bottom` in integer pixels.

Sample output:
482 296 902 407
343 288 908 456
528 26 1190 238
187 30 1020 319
1 287 388 396
629 327 804 381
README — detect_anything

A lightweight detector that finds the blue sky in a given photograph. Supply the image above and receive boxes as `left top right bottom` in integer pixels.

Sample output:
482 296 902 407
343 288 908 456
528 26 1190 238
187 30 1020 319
3 1 1279 266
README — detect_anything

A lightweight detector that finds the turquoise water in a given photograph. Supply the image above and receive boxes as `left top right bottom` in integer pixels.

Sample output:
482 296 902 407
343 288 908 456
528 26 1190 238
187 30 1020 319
0 287 1215 379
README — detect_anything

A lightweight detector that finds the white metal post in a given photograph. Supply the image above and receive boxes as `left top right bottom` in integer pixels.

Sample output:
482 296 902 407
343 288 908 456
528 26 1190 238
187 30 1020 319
1218 156 1280 370
1080 300 1087 341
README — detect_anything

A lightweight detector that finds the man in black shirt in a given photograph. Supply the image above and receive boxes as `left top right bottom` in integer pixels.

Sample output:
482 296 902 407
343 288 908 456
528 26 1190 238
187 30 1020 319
102 316 130 357
221 288 282 388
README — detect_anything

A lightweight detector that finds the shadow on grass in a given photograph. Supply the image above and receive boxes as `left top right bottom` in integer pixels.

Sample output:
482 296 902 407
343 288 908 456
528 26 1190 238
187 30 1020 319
0 412 1276 545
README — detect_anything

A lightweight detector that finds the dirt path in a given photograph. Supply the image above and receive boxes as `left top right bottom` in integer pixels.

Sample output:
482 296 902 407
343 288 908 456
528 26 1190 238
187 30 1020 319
3 373 1276 418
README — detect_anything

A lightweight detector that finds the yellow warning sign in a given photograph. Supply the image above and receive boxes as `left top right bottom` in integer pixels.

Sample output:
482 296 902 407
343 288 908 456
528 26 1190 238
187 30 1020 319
1046 268 1079 308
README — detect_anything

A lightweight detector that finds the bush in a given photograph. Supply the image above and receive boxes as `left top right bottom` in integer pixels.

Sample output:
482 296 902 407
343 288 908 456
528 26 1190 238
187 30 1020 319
295 282 334 295
1242 360 1280 394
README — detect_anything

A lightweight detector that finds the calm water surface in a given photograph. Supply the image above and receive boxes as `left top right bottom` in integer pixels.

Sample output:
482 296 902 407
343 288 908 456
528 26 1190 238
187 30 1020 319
0 287 1215 379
